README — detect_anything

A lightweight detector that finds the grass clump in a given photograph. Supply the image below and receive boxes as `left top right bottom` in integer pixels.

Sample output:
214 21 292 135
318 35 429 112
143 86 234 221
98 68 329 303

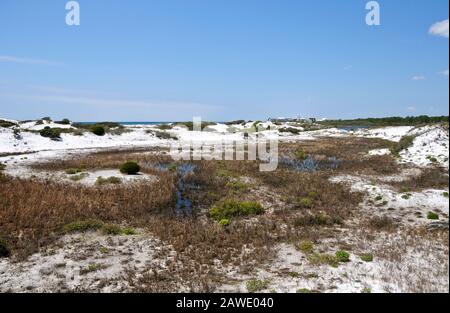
427 212 439 220
120 161 140 175
443 192 449 198
297 288 312 293
96 176 122 185
80 263 104 275
297 240 314 254
307 253 339 268
218 218 231 227
62 219 104 233
226 181 248 193
209 200 264 221
335 250 350 262
101 224 123 235
294 149 308 161
0 237 10 258
293 213 340 227
297 197 313 208
65 168 84 175
246 279 270 293
69 173 88 181
100 224 137 236
360 253 374 262
390 135 416 156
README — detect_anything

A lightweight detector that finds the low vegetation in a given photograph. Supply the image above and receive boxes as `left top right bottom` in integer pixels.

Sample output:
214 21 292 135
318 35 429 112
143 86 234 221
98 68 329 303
209 200 264 221
96 176 122 185
0 237 10 258
246 279 270 293
39 126 61 139
120 162 141 175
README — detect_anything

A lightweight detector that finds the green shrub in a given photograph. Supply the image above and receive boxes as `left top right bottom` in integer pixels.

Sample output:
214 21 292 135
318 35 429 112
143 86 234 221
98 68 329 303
80 263 103 275
246 279 270 293
390 135 416 156
120 162 140 175
374 195 383 201
62 219 104 233
335 250 350 262
360 253 374 262
297 197 313 208
101 224 123 235
307 253 339 267
39 126 61 139
209 200 264 221
96 176 122 185
279 127 300 134
57 118 71 125
69 173 88 181
152 131 173 140
442 192 449 198
226 181 248 193
122 227 137 235
297 288 312 293
65 168 84 175
294 149 308 161
427 212 439 220
218 218 231 227
0 237 10 258
91 125 105 136
362 287 372 293
297 240 314 254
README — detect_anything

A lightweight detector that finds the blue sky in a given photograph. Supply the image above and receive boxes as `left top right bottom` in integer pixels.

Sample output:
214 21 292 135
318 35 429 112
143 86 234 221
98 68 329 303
0 0 448 121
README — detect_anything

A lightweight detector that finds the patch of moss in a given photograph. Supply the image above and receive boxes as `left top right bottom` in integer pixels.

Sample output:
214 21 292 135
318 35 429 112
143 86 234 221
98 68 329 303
246 279 270 293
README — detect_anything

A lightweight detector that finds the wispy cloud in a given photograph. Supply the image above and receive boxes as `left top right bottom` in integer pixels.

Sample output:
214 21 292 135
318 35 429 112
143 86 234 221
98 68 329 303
439 69 449 76
429 19 449 38
411 75 425 81
407 106 416 112
1 85 224 114
0 55 62 66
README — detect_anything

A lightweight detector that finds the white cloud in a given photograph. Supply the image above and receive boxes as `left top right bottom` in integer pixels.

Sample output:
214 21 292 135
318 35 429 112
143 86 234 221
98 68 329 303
0 55 62 65
439 69 449 76
429 19 449 38
411 76 425 81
